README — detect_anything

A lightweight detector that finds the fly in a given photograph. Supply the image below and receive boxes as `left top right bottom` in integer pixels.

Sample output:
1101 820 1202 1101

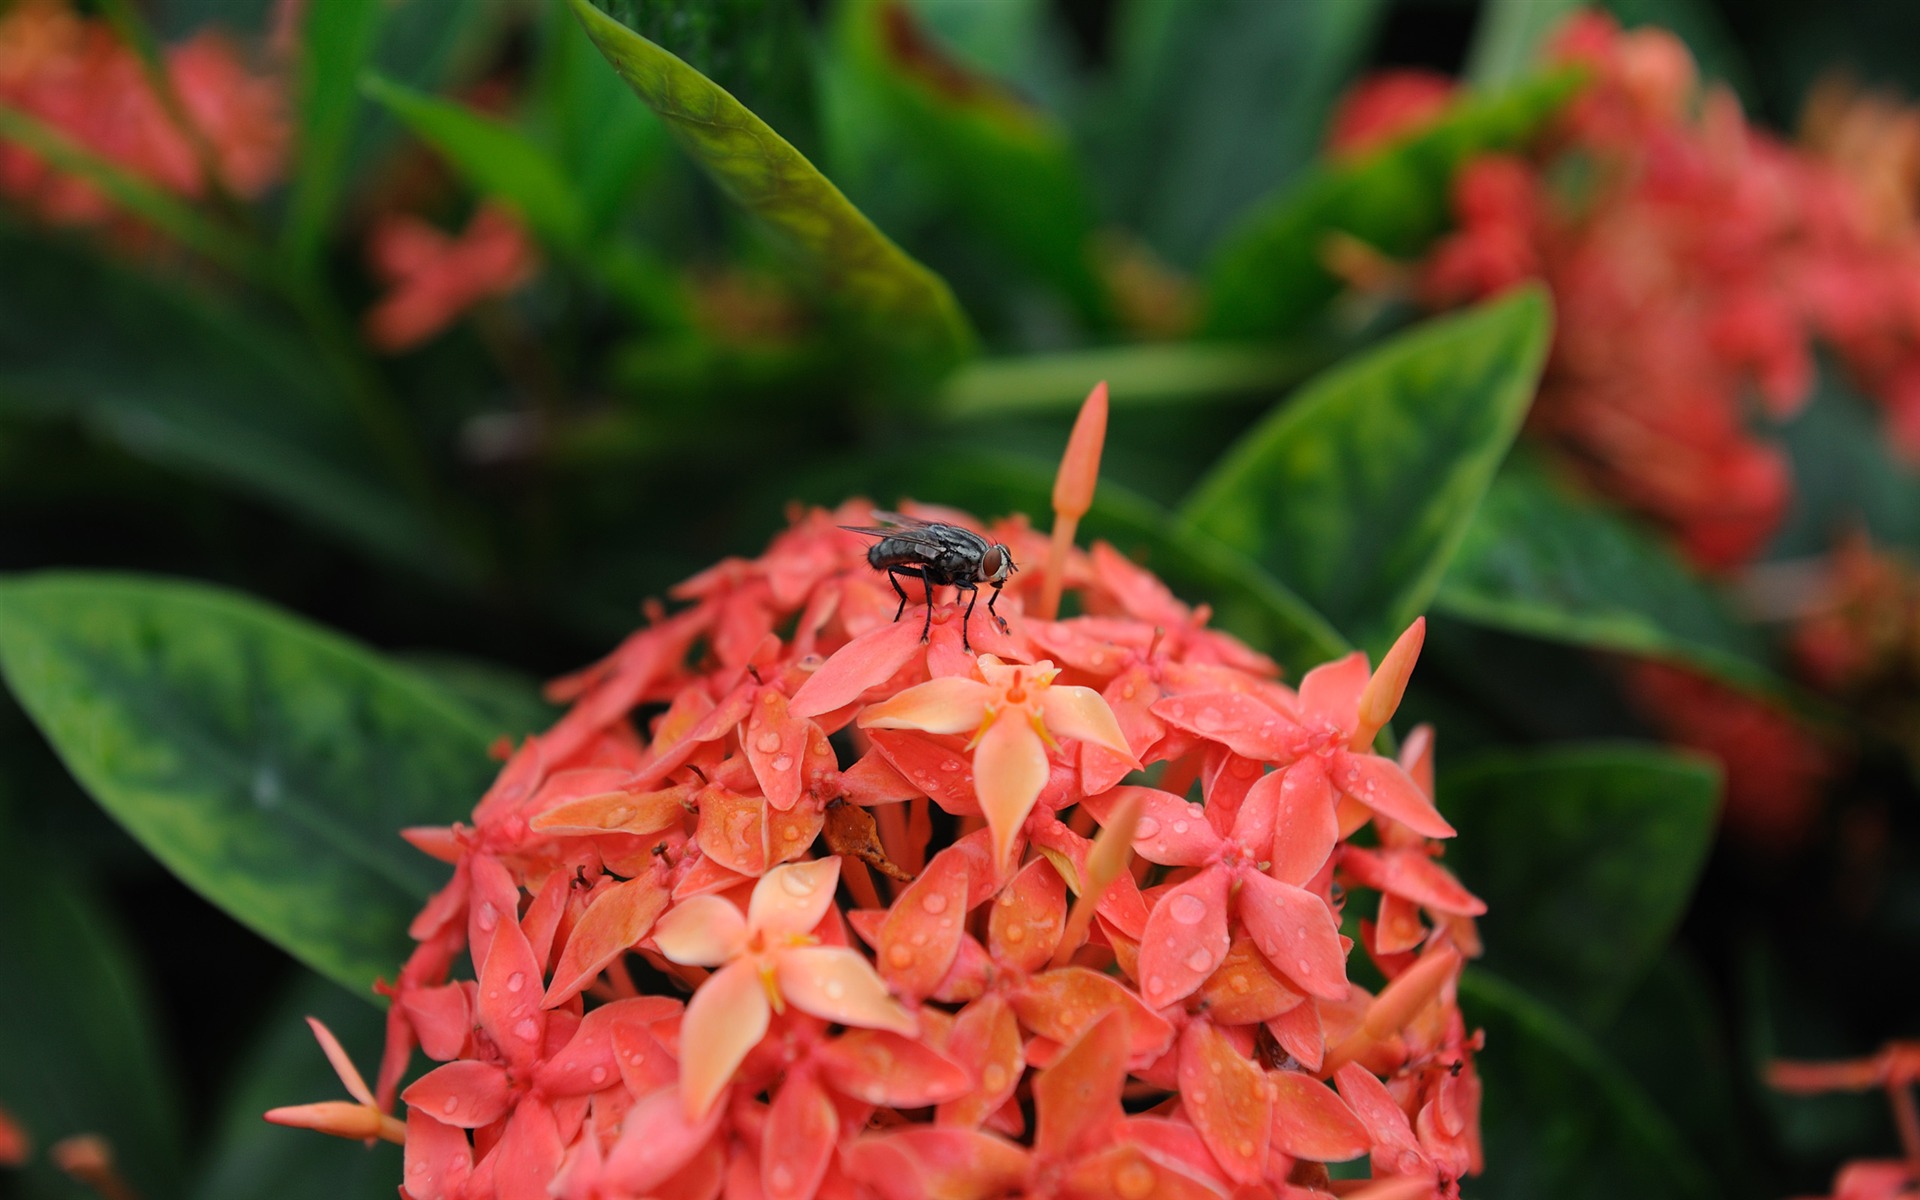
841 511 1016 651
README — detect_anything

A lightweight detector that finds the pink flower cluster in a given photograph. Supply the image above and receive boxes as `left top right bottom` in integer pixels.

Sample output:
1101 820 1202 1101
268 402 1486 1200
0 0 286 226
1334 14 1920 571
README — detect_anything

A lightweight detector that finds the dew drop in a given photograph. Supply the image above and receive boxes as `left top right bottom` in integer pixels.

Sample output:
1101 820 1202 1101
1135 816 1161 838
475 904 498 932
887 944 914 968
506 971 525 993
514 1018 540 1042
941 759 963 773
982 1063 1009 1092
782 824 803 840
824 978 846 1000
1147 975 1165 995
1186 947 1213 973
1229 974 1251 995
589 1066 608 1085
1195 707 1224 731
921 892 949 915
771 754 794 772
756 731 784 753
1297 958 1311 975
442 1096 459 1115
780 870 815 897
603 805 634 827
1169 894 1206 925
910 931 928 947
1172 820 1189 835
769 1165 796 1194
1003 924 1025 944
1114 1161 1156 1200
1237 1139 1256 1159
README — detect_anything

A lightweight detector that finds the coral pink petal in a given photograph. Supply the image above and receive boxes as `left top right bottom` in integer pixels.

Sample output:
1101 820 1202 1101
1237 872 1349 1000
604 1086 727 1192
1151 692 1300 759
860 676 992 735
776 946 917 1034
764 1069 838 1200
304 1016 376 1107
1057 1143 1226 1200
1196 938 1307 1026
1334 1062 1433 1175
1037 685 1137 760
1135 866 1231 1009
402 1109 474 1200
1332 751 1456 838
988 858 1067 975
1269 1070 1371 1162
842 1129 1030 1200
816 1029 973 1108
491 1102 565 1200
840 749 920 806
1084 786 1220 866
1270 757 1340 886
475 914 546 1076
1267 999 1325 1073
1033 1010 1129 1161
401 1060 513 1129
1355 619 1425 746
865 729 982 815
972 714 1052 871
1297 651 1370 735
746 690 812 811
1178 1022 1272 1185
535 996 680 1097
936 995 1024 1128
652 894 749 967
748 858 841 940
676 959 770 1119
400 984 473 1062
878 847 972 998
544 877 670 1007
1011 967 1174 1064
790 619 931 718
1341 847 1485 916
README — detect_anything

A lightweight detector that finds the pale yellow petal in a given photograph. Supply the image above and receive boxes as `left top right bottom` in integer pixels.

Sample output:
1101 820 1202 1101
774 946 917 1035
749 858 841 940
652 894 748 967
973 713 1051 871
858 676 990 735
1038 685 1137 762
676 958 770 1119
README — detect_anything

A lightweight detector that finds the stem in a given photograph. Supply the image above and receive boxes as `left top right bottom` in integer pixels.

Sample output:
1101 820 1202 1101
1890 1080 1920 1179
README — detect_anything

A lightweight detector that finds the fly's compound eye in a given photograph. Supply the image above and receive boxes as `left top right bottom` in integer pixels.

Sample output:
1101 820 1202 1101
982 545 1009 582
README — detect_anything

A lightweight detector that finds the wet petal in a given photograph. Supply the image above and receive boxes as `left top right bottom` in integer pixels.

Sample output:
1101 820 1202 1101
816 1029 972 1108
1341 847 1484 916
544 876 670 1007
535 996 681 1097
603 1086 726 1192
1270 757 1339 886
1267 998 1325 1072
1334 1063 1433 1178
476 910 546 1076
859 676 992 735
878 846 973 998
676 959 771 1119
1269 1070 1370 1162
1037 685 1136 760
790 617 929 718
1237 871 1349 1001
776 945 917 1034
1033 1010 1129 1161
529 784 692 837
764 1069 837 1200
401 1109 473 1200
652 894 748 967
1135 866 1231 1009
1372 892 1428 956
1331 751 1455 838
1297 652 1370 736
972 714 1051 871
1058 1142 1227 1200
1152 692 1301 759
1083 786 1220 866
746 690 812 811
936 995 1024 1128
866 729 981 815
749 859 842 939
989 858 1067 974
1196 937 1307 1025
842 1129 1030 1200
401 1061 513 1129
1178 1022 1271 1185
490 1102 565 1200
1011 966 1174 1064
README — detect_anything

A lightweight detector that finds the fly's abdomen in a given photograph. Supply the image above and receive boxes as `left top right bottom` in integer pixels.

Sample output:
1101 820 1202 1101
868 539 923 570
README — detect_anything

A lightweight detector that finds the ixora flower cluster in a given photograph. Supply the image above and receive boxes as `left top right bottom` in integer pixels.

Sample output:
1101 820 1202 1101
269 390 1486 1200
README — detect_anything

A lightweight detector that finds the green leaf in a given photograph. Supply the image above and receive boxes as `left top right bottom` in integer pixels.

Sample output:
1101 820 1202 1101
0 231 456 577
1436 454 1780 690
833 0 1109 323
1180 289 1552 654
403 654 560 742
531 3 672 233
1466 0 1582 88
1440 744 1720 1027
1096 0 1388 268
1203 68 1583 339
1464 969 1714 1200
937 340 1323 420
362 75 590 250
1768 365 1920 558
0 573 498 997
0 843 185 1200
569 0 975 369
194 973 400 1200
282 0 383 274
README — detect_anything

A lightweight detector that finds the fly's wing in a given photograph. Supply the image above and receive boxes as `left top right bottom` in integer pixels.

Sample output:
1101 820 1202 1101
839 512 988 555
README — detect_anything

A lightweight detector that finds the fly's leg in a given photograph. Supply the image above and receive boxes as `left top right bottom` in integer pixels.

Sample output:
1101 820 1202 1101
960 585 980 652
987 582 1010 634
886 567 913 622
920 570 936 642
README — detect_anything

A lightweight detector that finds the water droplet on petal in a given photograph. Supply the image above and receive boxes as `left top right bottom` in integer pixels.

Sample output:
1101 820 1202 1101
769 1165 796 1194
1186 947 1213 972
506 972 525 993
1147 975 1165 995
442 1096 459 1114
603 805 633 827
475 904 497 932
756 731 783 753
1135 816 1161 838
982 1063 1009 1092
589 1066 608 1085
1237 1139 1256 1159
941 759 963 773
1229 975 1250 994
824 977 846 1000
1195 707 1224 731
1169 894 1206 925
1003 924 1025 944
771 754 793 772
1172 820 1189 834
887 944 914 968
514 1018 541 1042
921 893 948 914
1114 1161 1156 1200
1297 958 1311 975
780 870 815 897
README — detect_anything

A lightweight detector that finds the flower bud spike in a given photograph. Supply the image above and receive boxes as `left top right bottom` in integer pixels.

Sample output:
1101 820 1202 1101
51 1136 144 1200
1052 790 1140 968
1352 616 1426 749
1040 381 1109 619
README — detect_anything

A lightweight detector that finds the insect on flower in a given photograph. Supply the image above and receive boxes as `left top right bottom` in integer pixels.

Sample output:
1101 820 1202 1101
842 511 1016 651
